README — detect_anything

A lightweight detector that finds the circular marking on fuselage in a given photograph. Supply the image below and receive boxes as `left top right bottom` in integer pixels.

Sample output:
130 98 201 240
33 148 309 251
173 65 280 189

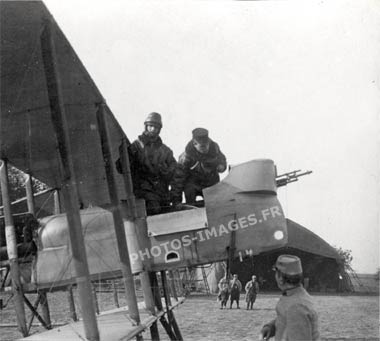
274 230 284 240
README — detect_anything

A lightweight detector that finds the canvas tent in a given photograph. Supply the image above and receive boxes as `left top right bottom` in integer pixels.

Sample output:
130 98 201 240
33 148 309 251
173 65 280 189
201 219 349 293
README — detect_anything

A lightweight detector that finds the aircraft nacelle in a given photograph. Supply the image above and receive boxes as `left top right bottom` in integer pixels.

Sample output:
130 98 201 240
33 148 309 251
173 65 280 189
32 159 287 288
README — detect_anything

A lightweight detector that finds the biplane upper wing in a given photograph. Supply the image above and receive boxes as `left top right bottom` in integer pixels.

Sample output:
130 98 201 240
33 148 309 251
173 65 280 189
0 1 127 209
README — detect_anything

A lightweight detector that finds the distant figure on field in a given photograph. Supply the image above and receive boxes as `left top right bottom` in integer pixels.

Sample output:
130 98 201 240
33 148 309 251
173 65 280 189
260 255 320 341
116 112 177 215
245 275 259 310
171 128 227 207
229 274 242 309
217 274 230 309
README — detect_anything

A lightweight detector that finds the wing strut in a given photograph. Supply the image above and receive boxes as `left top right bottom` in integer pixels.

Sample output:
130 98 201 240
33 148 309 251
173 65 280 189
25 175 52 330
0 160 28 336
96 103 143 334
40 18 100 341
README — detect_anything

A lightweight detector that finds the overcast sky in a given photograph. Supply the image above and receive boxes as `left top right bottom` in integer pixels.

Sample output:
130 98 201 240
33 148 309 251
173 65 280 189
45 0 380 273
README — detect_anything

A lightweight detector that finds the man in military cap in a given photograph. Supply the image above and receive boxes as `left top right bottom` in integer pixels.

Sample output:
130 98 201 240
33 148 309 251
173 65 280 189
171 128 227 207
217 273 230 309
229 274 243 309
116 112 177 215
245 275 259 310
260 255 320 340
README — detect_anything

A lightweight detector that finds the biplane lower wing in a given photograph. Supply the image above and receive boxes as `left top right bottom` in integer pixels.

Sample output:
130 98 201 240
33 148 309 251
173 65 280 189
19 297 185 341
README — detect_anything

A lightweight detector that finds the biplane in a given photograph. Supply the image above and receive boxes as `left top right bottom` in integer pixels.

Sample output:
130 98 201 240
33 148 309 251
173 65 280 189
0 1 309 340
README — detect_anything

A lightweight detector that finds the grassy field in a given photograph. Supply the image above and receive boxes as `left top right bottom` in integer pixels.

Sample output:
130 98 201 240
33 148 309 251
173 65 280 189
1 291 379 340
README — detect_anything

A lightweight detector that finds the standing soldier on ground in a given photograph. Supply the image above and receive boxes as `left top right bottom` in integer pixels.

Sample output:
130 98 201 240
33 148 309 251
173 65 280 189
245 275 259 310
229 274 242 309
116 112 177 215
217 273 230 309
260 255 320 341
171 128 227 207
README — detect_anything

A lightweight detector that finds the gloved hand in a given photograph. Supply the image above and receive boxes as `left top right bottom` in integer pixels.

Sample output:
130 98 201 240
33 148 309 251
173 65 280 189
216 164 226 173
260 324 275 340
158 163 168 175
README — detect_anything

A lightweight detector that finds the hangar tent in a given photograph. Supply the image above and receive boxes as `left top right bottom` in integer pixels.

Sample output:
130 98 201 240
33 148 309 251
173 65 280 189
200 219 350 293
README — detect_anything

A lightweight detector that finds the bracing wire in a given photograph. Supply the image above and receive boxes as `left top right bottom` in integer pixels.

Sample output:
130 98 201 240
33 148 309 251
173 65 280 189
35 190 54 218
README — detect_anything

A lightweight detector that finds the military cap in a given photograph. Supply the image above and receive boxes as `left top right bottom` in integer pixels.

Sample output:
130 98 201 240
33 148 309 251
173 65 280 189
192 127 209 143
273 254 303 276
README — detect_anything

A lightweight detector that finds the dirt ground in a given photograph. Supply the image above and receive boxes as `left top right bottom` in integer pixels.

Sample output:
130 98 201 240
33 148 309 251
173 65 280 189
156 294 379 341
0 292 379 340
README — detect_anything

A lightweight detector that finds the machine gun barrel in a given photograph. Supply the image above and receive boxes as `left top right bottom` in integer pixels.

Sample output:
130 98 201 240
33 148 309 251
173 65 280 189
276 170 312 187
276 169 301 178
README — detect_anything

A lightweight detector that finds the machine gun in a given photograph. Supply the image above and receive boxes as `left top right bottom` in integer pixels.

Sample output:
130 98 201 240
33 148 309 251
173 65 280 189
276 169 312 187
